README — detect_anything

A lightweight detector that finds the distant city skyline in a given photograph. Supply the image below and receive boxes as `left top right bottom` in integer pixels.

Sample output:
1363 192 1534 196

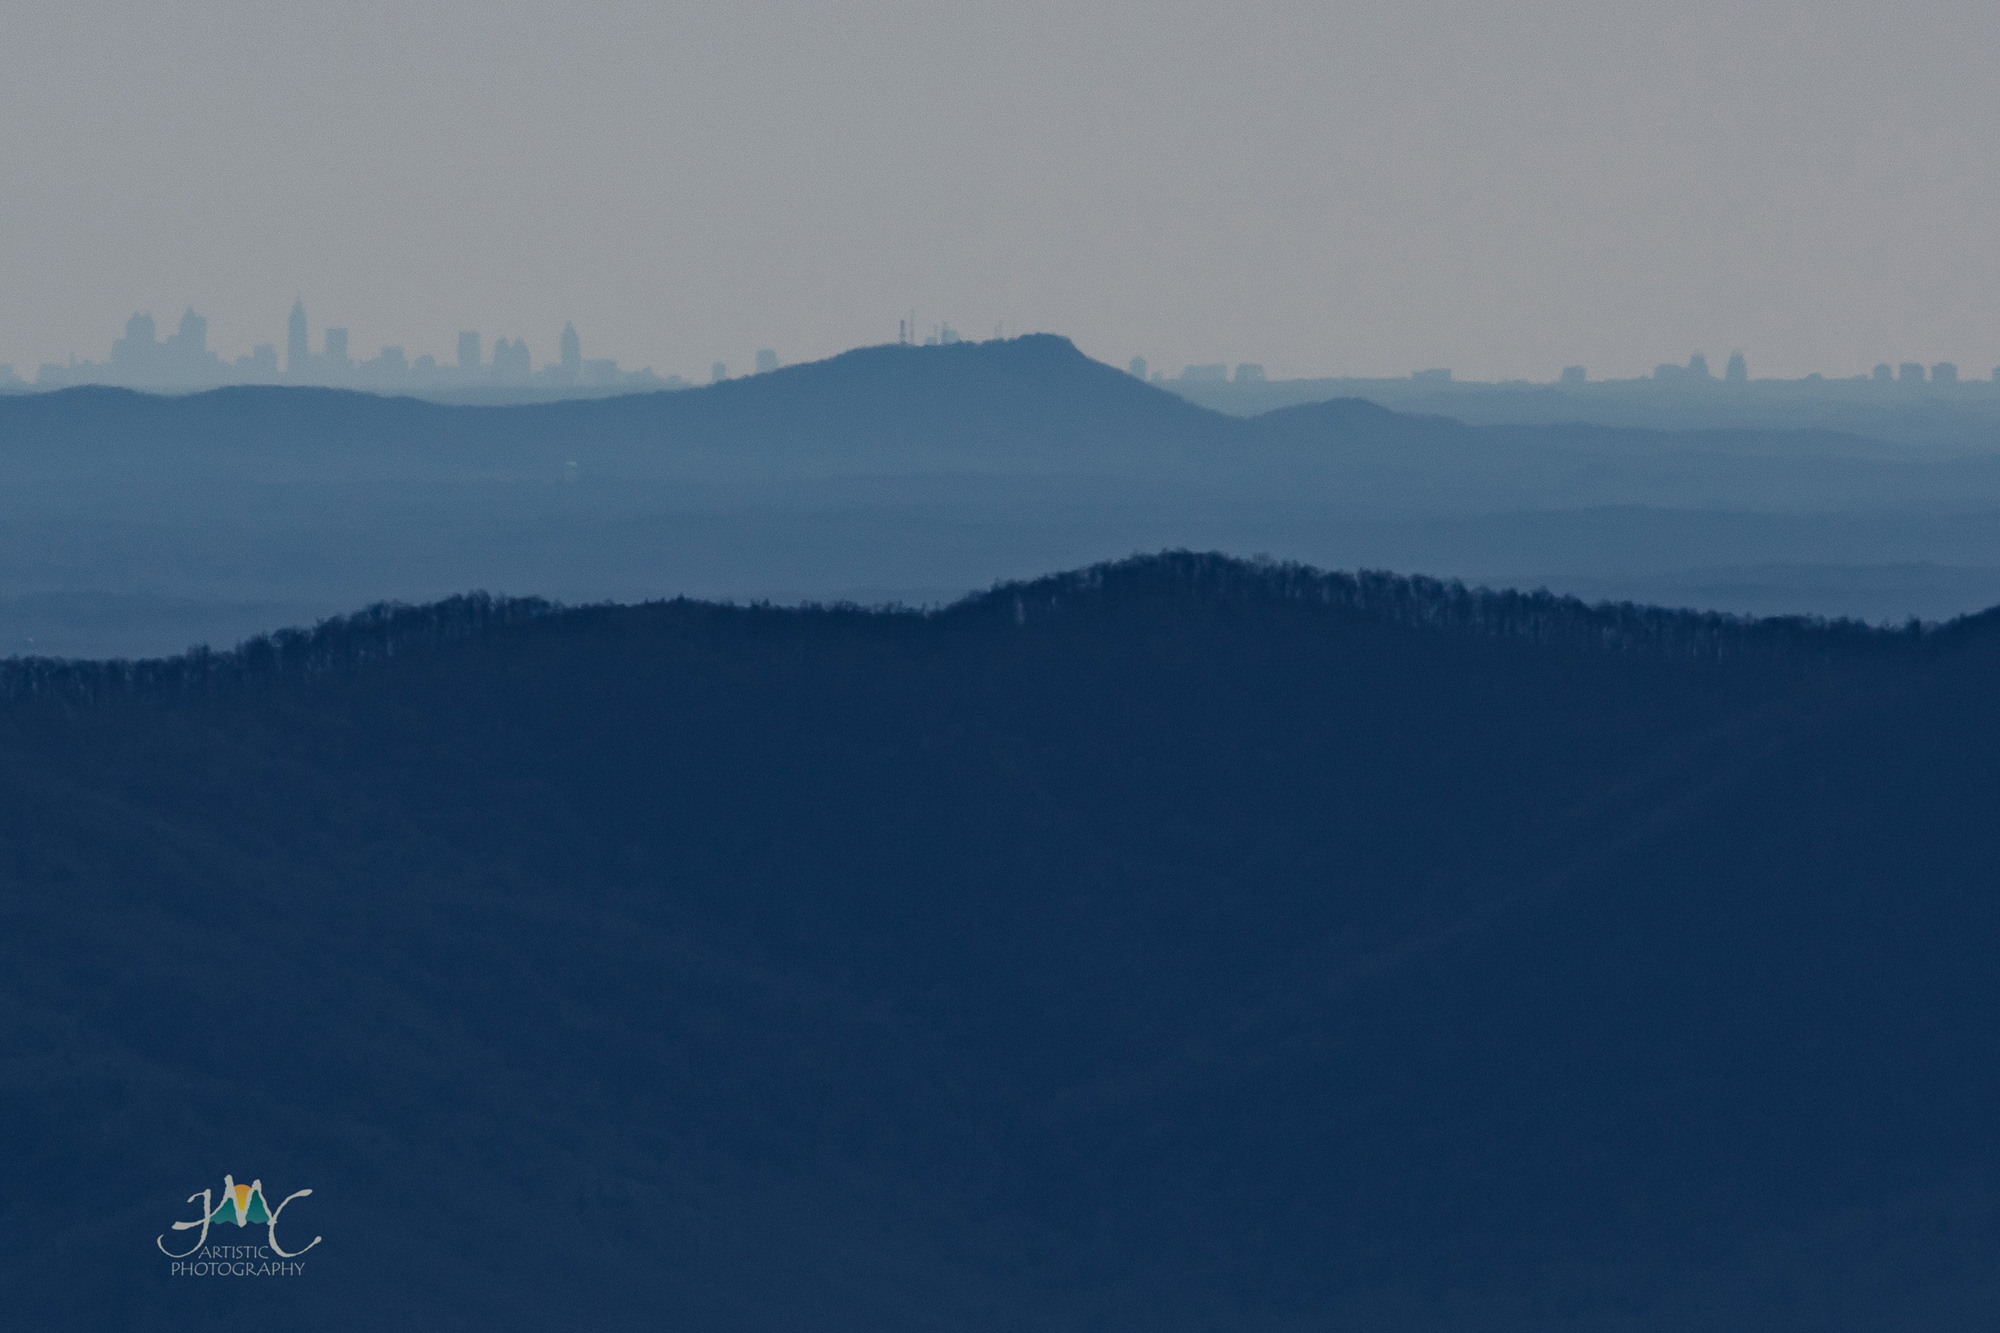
7 7 2000 386
8 300 780 394
7 306 2000 398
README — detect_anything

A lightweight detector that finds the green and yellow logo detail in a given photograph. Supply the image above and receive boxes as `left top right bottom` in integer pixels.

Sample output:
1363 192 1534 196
158 1174 320 1260
209 1178 274 1227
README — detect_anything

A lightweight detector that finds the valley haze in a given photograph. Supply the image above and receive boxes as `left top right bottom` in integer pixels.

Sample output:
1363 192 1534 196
5 335 2000 658
16 5 2000 1329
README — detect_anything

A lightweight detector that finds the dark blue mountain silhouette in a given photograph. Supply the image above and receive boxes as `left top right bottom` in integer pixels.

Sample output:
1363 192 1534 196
5 552 2000 1328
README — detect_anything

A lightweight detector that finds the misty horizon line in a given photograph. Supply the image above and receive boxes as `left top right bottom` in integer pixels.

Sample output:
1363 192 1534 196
8 306 2000 400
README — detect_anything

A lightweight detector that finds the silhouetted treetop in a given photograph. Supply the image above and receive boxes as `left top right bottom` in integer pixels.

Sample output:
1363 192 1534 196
0 552 1956 706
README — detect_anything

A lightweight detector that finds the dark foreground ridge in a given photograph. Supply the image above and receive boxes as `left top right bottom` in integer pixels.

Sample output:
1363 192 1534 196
6 553 2000 1330
0 550 1931 700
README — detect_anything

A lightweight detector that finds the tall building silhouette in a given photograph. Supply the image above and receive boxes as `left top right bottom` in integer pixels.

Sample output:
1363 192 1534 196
159 308 220 379
110 313 158 373
490 337 531 381
457 331 481 373
287 300 309 376
1725 351 1747 384
169 308 207 356
560 323 582 381
755 349 778 374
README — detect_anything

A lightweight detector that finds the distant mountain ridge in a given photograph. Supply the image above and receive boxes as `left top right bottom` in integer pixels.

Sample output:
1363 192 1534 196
0 334 1940 487
6 334 2000 653
0 335 1219 477
1167 366 2000 455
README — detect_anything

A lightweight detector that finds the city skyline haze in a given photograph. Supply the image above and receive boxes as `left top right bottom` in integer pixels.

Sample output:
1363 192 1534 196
3 1 1998 382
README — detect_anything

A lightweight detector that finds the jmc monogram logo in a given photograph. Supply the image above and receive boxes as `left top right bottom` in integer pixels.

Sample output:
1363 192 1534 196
157 1174 321 1271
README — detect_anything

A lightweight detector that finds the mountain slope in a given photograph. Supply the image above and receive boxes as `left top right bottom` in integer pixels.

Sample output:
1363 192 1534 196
0 336 1225 480
3 335 1990 498
4 553 1999 1329
8 336 2000 651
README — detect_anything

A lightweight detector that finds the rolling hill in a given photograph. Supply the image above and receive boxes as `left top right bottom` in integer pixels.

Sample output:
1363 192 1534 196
5 552 2000 1329
8 336 2000 652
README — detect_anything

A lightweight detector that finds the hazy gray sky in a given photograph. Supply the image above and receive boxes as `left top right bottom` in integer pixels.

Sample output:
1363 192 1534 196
3 1 1996 382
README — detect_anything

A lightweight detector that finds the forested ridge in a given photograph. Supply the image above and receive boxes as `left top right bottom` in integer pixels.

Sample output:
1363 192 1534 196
0 551 1933 704
5 552 2000 1330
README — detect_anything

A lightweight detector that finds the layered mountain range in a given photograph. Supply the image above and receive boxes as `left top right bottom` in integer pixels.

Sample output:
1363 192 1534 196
5 335 2000 654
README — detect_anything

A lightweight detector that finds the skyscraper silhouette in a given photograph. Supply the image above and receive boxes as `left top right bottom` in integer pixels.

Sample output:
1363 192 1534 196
287 300 309 377
560 323 582 382
110 313 158 373
171 308 206 355
489 337 531 381
1725 351 1747 384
